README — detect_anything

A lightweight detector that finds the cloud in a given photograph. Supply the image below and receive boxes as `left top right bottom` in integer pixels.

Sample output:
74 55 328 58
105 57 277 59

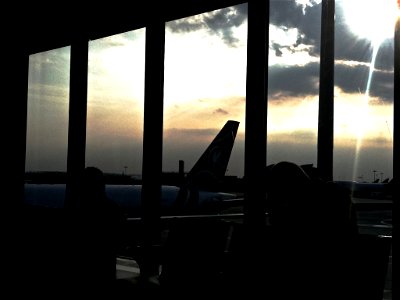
271 42 284 56
166 3 248 47
163 126 229 172
268 62 320 98
269 0 394 71
164 127 218 139
334 63 394 102
268 129 317 144
213 108 229 115
268 0 394 103
269 0 321 57
267 58 393 103
164 0 394 104
334 3 395 71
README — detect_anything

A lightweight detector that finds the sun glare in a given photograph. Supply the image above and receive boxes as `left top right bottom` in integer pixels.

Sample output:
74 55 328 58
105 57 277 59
341 0 398 45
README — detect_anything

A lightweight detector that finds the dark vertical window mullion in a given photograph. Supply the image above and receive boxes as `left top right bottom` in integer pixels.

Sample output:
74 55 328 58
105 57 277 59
317 0 335 181
242 0 269 292
66 37 89 206
244 0 269 227
140 20 165 277
12 51 30 208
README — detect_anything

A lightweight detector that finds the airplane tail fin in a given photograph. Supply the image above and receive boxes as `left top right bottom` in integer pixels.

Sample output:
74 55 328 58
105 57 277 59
186 120 239 189
173 120 239 213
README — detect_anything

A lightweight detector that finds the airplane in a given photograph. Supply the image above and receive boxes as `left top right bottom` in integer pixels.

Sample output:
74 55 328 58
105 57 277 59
23 120 241 217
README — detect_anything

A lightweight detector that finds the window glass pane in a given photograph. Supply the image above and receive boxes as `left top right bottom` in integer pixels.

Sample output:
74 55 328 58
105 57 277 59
87 29 145 180
163 4 248 214
333 0 395 183
267 0 321 167
26 47 71 173
25 47 70 207
333 1 395 240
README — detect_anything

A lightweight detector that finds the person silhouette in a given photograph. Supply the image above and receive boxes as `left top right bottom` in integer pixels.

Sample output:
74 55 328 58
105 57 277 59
265 161 315 229
263 161 359 299
265 161 358 235
67 166 126 295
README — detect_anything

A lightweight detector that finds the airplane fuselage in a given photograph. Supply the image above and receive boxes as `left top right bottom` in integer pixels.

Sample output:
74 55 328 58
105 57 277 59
24 183 237 217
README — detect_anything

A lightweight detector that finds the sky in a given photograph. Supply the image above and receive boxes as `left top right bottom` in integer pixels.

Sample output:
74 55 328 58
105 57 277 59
25 0 399 182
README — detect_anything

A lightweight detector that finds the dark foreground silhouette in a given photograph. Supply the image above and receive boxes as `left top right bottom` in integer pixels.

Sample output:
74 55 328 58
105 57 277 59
14 163 391 299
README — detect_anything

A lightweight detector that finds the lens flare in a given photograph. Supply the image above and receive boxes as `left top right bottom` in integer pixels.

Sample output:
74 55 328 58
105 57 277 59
341 0 398 45
340 0 397 181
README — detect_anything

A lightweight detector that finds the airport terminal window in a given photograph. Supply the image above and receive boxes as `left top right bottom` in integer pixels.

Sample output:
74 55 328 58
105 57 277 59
266 0 320 167
86 29 146 180
18 2 395 295
162 4 247 213
24 47 71 206
333 0 395 182
21 2 397 205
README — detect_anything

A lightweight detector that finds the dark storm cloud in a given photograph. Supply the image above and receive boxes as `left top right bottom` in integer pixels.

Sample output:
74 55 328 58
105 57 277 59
373 43 395 71
269 1 394 102
269 0 305 27
269 0 321 57
370 69 395 102
266 1 325 100
268 56 393 103
166 0 394 102
166 3 248 47
334 63 394 102
268 62 320 98
269 1 394 71
334 63 370 95
271 42 284 56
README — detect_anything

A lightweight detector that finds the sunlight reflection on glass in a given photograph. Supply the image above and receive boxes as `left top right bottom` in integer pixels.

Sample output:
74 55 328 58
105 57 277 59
341 0 398 45
334 0 395 181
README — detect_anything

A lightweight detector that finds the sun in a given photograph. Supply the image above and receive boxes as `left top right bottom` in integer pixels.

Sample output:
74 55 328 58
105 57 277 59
340 0 399 45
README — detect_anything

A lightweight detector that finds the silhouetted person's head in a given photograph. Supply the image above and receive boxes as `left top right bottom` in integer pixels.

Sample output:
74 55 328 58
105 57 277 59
77 167 107 208
265 161 314 226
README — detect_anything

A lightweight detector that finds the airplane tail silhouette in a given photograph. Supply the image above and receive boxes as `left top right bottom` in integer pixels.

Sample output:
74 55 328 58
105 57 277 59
186 120 239 189
174 120 239 212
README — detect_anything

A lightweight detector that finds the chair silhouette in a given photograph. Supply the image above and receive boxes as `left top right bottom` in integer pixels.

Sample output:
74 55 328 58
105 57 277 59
159 217 232 295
